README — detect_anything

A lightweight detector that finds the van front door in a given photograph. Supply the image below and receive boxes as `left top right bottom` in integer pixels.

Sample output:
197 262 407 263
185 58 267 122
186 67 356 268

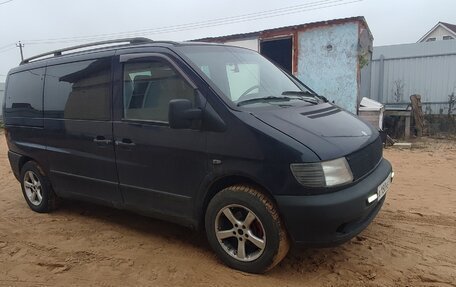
112 54 207 223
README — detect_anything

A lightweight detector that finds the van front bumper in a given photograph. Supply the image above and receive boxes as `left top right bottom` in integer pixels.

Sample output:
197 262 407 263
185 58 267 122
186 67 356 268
275 158 392 246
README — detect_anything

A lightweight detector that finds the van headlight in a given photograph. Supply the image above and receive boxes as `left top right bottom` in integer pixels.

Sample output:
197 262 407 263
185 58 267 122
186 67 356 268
290 158 353 187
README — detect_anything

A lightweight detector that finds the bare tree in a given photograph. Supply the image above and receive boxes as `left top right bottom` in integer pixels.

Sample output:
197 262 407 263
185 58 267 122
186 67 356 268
448 91 455 117
392 80 405 103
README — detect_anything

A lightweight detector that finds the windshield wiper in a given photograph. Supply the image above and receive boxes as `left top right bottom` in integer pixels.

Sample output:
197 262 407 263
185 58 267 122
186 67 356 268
282 90 327 103
281 90 315 96
281 91 320 104
237 96 292 106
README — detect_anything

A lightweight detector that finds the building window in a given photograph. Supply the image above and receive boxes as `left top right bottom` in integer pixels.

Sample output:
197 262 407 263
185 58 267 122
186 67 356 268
426 37 436 42
443 36 454 40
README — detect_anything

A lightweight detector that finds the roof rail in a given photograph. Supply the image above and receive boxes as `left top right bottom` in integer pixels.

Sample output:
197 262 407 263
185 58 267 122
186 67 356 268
20 37 153 65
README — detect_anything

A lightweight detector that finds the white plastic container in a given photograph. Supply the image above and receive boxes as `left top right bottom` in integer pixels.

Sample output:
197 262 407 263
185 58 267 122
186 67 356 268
358 97 384 130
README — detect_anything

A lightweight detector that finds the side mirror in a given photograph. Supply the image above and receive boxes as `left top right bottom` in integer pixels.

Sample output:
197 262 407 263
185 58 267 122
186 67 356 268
168 99 202 129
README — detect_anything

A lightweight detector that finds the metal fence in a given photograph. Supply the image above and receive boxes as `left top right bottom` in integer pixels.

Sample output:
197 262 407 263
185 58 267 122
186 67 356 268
364 40 456 115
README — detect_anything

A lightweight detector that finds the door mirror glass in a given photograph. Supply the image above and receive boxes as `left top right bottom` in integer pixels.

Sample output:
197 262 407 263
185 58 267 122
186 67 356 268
168 99 202 129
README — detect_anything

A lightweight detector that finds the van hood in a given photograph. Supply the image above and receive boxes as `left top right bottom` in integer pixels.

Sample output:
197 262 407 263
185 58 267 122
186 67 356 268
251 103 378 160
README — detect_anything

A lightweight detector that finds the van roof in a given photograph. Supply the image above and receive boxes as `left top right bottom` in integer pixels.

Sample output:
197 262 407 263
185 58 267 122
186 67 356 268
14 37 221 71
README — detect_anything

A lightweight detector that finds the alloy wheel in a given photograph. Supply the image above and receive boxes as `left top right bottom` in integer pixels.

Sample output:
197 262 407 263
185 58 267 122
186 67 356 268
23 170 43 206
215 204 266 262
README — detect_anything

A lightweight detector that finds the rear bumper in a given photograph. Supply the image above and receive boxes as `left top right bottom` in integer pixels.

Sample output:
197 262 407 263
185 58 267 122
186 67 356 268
275 158 392 246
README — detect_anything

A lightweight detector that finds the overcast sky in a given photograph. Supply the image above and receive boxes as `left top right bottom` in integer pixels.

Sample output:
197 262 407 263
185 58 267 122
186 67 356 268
0 0 455 81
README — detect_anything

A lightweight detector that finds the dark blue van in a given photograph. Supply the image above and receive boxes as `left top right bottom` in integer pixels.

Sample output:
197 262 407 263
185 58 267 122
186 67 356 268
3 38 392 273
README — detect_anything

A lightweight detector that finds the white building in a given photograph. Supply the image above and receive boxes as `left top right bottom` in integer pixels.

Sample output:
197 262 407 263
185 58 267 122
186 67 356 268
197 17 373 114
418 22 456 42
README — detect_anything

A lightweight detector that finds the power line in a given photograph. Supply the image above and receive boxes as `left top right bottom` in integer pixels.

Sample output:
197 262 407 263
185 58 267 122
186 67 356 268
0 0 14 5
37 0 358 43
24 0 362 45
0 45 16 54
25 0 338 43
0 43 15 50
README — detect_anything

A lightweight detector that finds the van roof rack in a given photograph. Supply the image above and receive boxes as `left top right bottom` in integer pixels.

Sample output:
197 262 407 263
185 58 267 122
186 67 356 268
20 37 153 65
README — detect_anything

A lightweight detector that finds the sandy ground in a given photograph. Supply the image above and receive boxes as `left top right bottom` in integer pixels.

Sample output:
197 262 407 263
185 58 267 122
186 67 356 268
0 133 455 287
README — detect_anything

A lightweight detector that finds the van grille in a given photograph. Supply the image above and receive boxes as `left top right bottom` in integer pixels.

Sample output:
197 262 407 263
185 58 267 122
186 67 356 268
346 136 383 180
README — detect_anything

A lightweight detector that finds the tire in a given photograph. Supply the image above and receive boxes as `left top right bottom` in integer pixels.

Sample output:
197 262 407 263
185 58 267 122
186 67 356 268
205 185 290 273
20 161 57 213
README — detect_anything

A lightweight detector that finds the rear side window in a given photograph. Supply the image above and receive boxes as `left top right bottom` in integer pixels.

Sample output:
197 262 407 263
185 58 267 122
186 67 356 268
4 68 45 127
44 58 111 120
123 60 194 122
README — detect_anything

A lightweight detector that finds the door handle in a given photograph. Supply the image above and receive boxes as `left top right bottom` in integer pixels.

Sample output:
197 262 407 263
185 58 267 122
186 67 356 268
93 136 112 145
115 138 136 147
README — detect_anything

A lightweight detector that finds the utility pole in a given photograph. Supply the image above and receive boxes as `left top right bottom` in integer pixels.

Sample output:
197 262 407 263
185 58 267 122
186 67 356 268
16 41 24 61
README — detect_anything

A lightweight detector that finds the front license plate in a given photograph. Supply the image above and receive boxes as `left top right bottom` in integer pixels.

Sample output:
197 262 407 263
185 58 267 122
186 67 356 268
377 173 392 200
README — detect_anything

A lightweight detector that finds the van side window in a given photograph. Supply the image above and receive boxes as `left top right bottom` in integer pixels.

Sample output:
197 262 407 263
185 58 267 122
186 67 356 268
44 59 111 120
123 60 194 122
4 68 45 126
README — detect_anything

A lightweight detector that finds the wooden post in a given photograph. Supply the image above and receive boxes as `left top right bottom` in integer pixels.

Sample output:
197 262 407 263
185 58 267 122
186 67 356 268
405 115 411 138
410 94 425 137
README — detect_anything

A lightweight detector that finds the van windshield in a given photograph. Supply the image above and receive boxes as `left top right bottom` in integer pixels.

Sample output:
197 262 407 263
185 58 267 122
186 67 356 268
179 45 318 106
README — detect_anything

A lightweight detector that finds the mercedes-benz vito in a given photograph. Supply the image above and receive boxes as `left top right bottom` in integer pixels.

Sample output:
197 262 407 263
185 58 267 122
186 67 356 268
3 38 392 273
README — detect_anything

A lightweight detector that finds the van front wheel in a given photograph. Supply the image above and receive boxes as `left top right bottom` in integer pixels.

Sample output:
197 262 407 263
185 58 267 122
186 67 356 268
20 161 57 213
205 185 290 273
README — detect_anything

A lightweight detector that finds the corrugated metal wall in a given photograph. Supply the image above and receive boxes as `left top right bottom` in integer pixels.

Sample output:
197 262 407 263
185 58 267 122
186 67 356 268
367 40 456 114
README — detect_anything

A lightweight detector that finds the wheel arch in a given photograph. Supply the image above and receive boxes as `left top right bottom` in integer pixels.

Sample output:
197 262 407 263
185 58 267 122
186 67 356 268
7 151 35 181
18 155 34 172
198 174 277 227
